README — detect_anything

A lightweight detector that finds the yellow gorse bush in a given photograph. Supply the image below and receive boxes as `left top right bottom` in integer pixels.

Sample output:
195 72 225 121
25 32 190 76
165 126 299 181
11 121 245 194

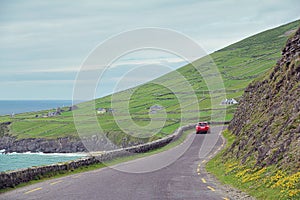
224 161 239 174
241 168 266 183
269 171 300 198
265 170 285 187
224 161 300 199
236 168 251 178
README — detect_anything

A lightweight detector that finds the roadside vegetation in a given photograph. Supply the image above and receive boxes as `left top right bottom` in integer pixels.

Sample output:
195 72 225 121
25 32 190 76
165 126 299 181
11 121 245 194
206 130 300 200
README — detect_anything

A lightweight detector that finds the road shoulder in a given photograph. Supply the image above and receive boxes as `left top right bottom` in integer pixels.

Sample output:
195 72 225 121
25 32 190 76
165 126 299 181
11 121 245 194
204 130 256 200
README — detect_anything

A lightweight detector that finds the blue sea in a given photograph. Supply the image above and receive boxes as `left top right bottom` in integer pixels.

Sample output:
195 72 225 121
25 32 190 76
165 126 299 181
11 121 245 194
0 100 72 116
0 152 86 172
0 100 86 172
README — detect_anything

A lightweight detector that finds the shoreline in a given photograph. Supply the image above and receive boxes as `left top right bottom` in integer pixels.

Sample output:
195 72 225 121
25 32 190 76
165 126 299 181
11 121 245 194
0 151 88 173
0 150 88 157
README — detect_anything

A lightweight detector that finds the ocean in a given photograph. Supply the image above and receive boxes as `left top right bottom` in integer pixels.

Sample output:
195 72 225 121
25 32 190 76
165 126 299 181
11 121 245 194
0 100 84 172
0 100 72 116
0 151 86 172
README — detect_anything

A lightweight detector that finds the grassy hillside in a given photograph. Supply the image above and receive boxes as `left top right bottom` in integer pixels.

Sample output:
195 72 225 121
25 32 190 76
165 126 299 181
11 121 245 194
1 20 299 147
207 26 300 200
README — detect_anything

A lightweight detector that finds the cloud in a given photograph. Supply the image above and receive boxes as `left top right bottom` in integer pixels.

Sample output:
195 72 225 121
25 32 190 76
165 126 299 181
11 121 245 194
0 80 74 85
0 57 187 74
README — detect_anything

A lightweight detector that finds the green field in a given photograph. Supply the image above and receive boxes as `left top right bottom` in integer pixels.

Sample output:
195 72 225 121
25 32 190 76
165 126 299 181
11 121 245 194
1 20 299 147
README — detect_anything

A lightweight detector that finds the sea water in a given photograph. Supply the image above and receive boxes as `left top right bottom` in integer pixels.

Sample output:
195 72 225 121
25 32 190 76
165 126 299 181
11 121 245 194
0 100 83 172
0 100 72 116
0 151 86 172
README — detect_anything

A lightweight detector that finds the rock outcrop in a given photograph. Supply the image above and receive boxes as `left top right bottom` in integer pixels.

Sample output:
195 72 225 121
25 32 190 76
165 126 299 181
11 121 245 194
0 136 87 153
227 27 300 173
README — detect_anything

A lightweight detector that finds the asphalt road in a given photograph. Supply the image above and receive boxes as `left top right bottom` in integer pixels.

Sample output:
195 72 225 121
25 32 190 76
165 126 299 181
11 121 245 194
1 126 229 200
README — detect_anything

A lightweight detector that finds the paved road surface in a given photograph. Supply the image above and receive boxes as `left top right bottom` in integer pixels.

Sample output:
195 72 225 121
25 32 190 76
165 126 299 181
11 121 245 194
1 126 228 200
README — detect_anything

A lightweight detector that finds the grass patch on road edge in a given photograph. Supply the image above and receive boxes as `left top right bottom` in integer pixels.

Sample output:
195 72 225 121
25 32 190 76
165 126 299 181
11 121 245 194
0 127 193 194
206 130 300 200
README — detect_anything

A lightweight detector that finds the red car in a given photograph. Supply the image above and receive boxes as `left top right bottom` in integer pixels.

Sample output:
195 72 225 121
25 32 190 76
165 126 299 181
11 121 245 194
195 122 210 134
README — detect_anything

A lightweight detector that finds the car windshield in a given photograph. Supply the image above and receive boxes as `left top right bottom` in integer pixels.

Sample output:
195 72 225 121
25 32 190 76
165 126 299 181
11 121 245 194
198 123 207 126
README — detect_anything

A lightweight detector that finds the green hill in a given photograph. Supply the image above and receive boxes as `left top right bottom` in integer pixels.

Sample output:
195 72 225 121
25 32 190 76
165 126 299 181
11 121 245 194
1 19 299 148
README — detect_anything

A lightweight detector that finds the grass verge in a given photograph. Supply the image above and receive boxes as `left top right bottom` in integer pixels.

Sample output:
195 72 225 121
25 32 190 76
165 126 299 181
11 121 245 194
206 130 300 200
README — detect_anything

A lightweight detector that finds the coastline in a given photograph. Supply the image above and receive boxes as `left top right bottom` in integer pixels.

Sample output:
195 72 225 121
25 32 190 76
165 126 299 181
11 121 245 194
0 150 87 157
0 135 87 154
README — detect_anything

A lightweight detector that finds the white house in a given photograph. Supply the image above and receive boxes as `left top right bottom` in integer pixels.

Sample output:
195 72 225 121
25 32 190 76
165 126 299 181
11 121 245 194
221 98 238 105
97 108 107 114
150 105 164 114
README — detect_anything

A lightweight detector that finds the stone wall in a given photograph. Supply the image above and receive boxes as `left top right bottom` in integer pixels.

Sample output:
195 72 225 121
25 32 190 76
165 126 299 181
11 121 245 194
0 124 196 189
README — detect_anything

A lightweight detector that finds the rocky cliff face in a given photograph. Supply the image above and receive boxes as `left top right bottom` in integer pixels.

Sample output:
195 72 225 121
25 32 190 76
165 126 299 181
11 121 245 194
227 27 300 173
0 122 87 153
0 120 146 153
0 135 87 153
0 121 141 153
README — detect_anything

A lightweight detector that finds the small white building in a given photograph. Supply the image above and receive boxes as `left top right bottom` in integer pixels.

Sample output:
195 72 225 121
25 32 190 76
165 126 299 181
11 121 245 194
97 108 107 114
221 98 238 105
150 105 164 114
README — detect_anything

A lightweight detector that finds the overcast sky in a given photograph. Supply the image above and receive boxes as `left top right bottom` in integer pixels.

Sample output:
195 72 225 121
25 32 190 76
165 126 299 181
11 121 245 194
0 0 299 100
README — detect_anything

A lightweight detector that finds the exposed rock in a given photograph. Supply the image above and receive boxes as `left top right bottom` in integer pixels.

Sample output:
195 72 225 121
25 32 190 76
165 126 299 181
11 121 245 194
227 27 300 172
0 122 11 137
0 136 87 153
